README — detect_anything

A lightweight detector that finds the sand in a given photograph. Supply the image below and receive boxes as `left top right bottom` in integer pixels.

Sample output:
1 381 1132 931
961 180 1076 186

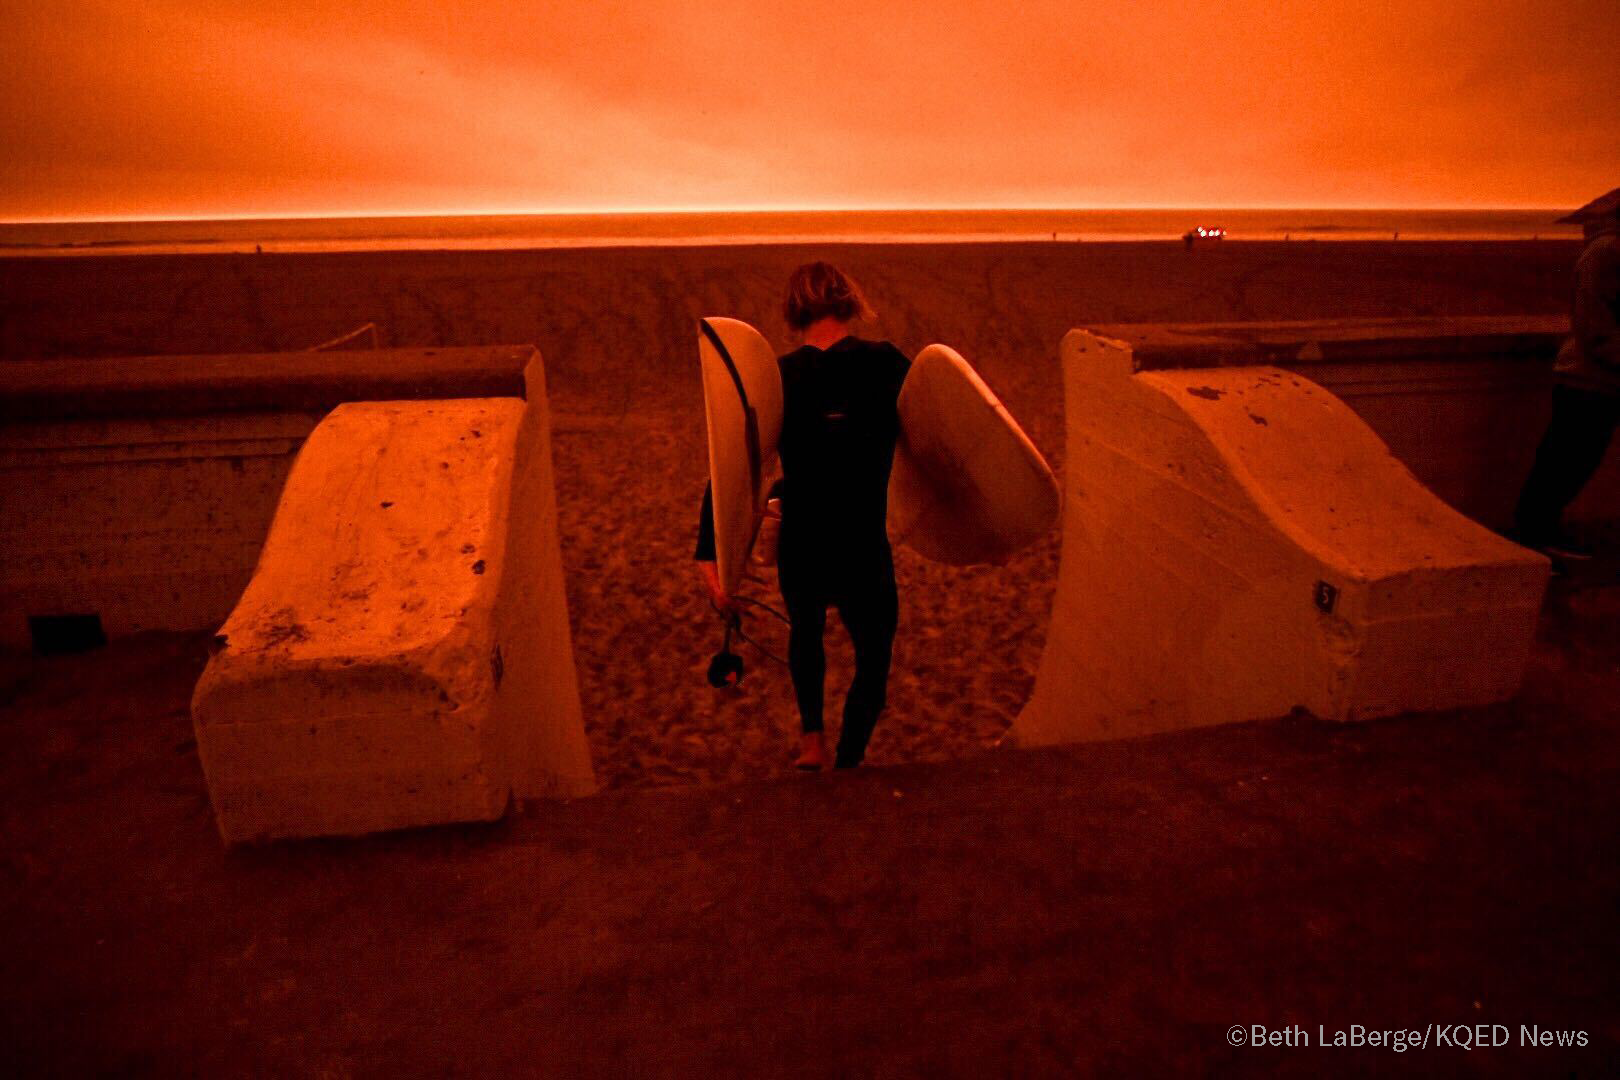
0 241 1581 788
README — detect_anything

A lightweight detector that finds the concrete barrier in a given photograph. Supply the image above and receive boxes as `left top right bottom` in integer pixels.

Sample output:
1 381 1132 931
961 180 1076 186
190 357 592 842
0 347 534 649
1082 316 1620 530
1016 329 1549 746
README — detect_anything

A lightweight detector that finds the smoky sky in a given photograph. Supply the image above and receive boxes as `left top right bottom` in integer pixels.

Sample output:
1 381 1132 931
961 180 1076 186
2 0 1617 219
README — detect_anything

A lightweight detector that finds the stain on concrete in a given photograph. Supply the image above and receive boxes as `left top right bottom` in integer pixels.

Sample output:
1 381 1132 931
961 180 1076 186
258 610 309 649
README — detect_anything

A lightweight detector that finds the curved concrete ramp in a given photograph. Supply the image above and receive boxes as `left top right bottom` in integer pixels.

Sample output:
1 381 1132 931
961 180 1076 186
1016 330 1549 746
191 361 593 843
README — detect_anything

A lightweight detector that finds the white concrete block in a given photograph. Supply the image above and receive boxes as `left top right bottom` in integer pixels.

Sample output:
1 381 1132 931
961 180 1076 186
191 368 593 843
1016 330 1549 746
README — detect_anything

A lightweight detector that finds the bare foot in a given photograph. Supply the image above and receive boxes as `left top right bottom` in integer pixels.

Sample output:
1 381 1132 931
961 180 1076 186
794 732 827 771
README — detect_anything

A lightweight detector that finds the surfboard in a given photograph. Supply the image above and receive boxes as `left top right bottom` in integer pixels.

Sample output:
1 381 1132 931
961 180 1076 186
888 344 1059 565
698 317 783 595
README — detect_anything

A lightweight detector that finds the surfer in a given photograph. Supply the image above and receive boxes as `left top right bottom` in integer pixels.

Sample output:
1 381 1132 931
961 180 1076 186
695 263 910 771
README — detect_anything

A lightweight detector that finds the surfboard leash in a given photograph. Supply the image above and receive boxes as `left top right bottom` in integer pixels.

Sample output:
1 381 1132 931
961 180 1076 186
729 596 789 668
705 597 789 686
706 616 744 687
732 623 787 669
733 595 790 627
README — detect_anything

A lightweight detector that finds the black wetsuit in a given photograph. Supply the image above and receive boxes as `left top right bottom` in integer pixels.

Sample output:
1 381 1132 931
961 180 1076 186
696 336 910 767
1514 230 1620 546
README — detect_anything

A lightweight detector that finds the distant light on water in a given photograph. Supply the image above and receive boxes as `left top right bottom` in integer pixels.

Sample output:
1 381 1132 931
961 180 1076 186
0 208 1582 257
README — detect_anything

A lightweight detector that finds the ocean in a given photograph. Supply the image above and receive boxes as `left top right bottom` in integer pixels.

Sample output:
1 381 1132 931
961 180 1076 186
0 208 1580 257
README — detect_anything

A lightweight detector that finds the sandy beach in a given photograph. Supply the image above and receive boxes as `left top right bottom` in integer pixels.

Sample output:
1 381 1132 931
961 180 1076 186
0 241 1582 788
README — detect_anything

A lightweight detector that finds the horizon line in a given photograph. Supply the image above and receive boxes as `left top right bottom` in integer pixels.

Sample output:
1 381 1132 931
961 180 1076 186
0 203 1582 227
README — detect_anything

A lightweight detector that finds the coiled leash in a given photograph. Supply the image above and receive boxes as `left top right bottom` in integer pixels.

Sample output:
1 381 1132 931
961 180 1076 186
706 617 745 688
706 596 791 687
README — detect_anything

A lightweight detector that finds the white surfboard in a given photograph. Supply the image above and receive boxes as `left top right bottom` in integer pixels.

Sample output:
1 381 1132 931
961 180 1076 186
698 317 783 595
888 344 1059 565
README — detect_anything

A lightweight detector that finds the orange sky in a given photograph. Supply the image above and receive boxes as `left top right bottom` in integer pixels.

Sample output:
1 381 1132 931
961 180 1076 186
3 0 1617 220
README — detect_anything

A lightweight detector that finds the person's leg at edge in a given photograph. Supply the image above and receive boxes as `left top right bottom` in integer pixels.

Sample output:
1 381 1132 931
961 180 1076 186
1513 386 1620 554
779 554 830 770
832 560 899 769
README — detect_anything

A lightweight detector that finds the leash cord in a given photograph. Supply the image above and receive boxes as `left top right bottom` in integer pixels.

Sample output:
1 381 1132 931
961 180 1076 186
708 597 789 668
733 622 788 667
733 595 791 625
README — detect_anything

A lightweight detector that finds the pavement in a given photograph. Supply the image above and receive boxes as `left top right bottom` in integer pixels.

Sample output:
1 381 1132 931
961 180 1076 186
2 573 1618 1077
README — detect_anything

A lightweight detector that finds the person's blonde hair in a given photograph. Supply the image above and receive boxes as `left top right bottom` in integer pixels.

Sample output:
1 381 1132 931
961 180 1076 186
782 262 876 332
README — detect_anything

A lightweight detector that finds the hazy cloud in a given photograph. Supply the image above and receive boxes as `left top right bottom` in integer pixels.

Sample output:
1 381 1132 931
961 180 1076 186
2 0 1615 218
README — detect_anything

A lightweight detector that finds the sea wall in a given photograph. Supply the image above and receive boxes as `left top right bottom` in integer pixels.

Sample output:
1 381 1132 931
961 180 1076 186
0 241 1582 462
4 319 1613 656
1085 315 1618 529
3 246 1614 678
0 347 535 649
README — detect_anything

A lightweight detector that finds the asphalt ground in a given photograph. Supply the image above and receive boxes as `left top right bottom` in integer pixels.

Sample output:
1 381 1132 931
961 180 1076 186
2 574 1617 1077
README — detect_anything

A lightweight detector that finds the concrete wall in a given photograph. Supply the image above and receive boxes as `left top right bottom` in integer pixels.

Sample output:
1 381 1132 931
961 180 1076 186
1087 316 1619 530
5 318 1609 665
0 242 1582 470
0 347 535 649
0 411 313 646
